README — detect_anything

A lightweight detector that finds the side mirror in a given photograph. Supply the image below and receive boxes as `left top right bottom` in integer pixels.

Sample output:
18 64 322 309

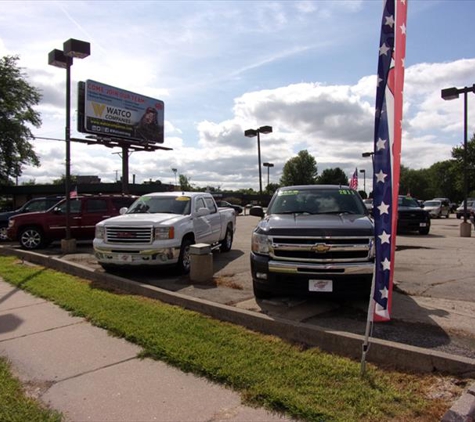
119 207 128 215
250 206 265 218
53 207 62 214
196 207 211 217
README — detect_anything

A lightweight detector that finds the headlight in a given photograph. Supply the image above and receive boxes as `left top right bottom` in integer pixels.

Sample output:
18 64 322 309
155 226 174 240
252 232 270 255
8 219 15 229
95 225 105 240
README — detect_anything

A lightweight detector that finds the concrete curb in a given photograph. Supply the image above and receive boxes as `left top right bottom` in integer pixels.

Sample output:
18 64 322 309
442 384 475 421
2 246 475 379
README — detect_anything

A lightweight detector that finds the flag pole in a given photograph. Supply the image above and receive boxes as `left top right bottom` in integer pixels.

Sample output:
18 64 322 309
361 267 377 375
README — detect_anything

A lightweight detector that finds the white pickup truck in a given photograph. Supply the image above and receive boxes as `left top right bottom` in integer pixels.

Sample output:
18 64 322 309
93 191 236 273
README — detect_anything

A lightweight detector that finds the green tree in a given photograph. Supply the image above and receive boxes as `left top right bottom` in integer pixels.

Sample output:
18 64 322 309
279 150 318 186
317 167 348 185
265 182 280 195
178 174 193 191
451 132 475 200
0 56 41 185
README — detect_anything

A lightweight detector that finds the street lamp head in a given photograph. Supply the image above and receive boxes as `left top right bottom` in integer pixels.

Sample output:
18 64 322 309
63 39 91 59
48 49 71 69
362 152 374 158
359 169 365 174
263 162 274 168
441 87 460 101
258 125 273 134
244 129 258 138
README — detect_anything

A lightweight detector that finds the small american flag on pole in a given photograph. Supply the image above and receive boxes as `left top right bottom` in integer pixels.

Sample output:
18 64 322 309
371 0 408 322
349 168 358 190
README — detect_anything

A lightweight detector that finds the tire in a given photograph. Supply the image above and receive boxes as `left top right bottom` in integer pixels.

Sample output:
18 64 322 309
177 238 193 274
253 280 272 300
19 226 45 250
220 226 233 252
419 227 430 235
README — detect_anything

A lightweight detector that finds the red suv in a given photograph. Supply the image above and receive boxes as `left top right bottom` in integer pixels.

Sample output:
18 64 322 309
7 195 137 250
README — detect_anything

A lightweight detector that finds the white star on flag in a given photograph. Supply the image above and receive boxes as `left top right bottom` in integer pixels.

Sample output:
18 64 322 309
382 258 391 271
375 170 387 183
378 202 390 214
376 138 387 150
379 231 391 244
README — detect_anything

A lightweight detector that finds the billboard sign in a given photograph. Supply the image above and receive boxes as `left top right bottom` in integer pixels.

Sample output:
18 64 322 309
78 80 164 144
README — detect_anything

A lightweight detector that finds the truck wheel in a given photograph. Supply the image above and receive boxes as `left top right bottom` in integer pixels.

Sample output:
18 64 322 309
19 226 44 250
253 280 272 300
220 226 233 252
419 227 430 235
177 239 193 274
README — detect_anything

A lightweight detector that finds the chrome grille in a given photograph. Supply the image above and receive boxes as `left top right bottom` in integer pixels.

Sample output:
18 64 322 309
269 235 372 263
105 226 153 244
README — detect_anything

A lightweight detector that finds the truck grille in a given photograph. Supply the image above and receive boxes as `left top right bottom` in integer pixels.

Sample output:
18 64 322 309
105 226 153 244
269 235 372 263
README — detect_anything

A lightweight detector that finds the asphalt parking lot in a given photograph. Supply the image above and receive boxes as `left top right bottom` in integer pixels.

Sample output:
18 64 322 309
2 214 475 359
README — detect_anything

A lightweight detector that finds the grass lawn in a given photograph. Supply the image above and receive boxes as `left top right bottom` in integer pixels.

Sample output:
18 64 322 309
0 255 469 421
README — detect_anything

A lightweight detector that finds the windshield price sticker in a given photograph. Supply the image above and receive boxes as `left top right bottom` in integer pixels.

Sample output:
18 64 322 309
309 279 333 292
338 189 356 196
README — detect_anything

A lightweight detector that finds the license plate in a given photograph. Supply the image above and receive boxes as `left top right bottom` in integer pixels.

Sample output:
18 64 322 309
309 279 333 292
419 223 427 227
118 254 133 262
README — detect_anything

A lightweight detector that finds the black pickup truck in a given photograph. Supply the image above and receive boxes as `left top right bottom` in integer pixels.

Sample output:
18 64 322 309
249 185 375 299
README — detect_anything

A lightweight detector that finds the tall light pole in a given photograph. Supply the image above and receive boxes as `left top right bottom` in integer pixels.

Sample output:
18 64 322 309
244 126 273 203
359 169 366 196
441 84 475 237
48 39 90 253
171 168 177 189
263 162 274 188
362 152 375 196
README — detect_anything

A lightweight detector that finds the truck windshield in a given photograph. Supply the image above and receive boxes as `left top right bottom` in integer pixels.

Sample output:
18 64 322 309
268 189 367 215
127 196 191 215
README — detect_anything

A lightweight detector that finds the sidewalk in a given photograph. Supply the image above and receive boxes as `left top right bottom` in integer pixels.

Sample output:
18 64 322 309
0 279 292 422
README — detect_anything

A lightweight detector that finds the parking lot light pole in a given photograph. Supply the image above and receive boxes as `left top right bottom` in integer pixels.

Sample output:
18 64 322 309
263 162 274 188
244 126 273 203
359 169 366 196
441 84 475 237
49 38 90 253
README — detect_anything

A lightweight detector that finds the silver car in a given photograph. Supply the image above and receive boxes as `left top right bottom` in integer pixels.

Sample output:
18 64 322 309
423 199 450 218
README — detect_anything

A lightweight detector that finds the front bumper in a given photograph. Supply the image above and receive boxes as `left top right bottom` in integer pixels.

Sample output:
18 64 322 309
94 245 180 266
250 253 373 296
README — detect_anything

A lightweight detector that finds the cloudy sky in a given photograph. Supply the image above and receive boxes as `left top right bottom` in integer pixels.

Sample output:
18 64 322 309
1 0 474 192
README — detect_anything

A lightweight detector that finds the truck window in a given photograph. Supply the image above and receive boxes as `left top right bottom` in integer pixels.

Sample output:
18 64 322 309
204 197 217 213
85 199 108 213
194 198 206 212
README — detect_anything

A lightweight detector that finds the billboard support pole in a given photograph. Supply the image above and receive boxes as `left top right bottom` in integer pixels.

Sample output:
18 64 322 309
122 145 129 194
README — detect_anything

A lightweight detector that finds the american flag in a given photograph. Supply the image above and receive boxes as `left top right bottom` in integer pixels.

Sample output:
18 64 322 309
371 0 407 322
70 186 78 199
349 168 358 190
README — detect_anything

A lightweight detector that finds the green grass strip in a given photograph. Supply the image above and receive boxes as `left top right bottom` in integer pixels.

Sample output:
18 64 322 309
0 357 62 422
0 256 456 421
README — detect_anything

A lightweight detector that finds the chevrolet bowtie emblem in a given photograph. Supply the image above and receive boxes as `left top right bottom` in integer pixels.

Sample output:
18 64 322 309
311 243 331 253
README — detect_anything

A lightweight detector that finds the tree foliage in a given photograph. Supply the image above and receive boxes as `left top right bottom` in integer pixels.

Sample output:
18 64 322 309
0 56 41 185
280 150 318 186
178 174 193 191
317 167 348 185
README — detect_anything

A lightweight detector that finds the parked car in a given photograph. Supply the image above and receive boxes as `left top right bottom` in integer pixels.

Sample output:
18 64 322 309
363 198 373 215
93 192 236 273
422 199 450 218
216 200 243 215
249 185 374 299
397 196 431 235
456 200 475 219
7 194 137 250
0 196 63 241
